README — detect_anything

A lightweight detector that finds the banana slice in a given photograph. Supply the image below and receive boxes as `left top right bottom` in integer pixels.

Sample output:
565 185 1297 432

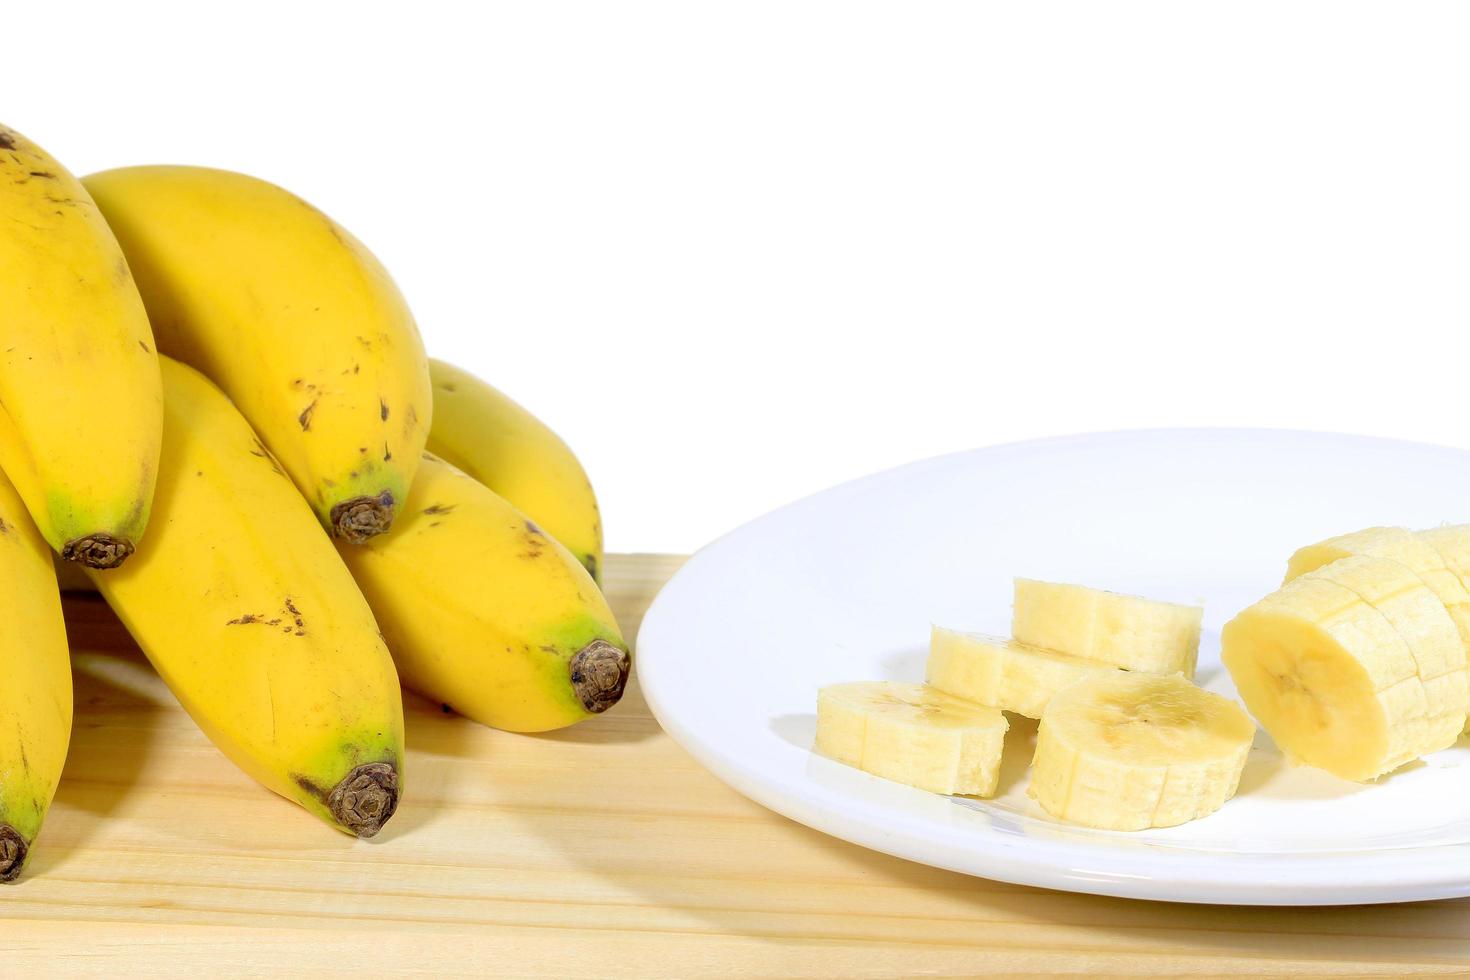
1029 672 1253 831
1221 573 1467 781
1011 578 1202 675
815 682 1008 796
927 626 1124 719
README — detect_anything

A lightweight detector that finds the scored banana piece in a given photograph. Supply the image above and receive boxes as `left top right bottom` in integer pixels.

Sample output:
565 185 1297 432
1303 556 1470 697
1011 578 1202 675
1029 673 1254 831
1421 524 1470 591
1285 526 1470 656
815 682 1008 796
1221 572 1467 782
927 626 1124 719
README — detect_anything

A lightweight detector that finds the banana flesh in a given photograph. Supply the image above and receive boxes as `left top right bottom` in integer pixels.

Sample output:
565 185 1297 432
1011 578 1201 675
1222 570 1466 781
926 626 1123 719
815 682 1007 796
1286 526 1470 660
1029 673 1253 831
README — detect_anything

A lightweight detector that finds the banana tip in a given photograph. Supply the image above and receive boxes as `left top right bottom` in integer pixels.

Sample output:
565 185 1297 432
570 640 631 713
62 533 134 569
0 825 28 882
330 491 395 543
328 762 399 838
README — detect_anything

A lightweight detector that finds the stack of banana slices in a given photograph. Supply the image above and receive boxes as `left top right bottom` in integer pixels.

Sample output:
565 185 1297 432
818 579 1255 832
818 525 1470 835
1224 525 1470 782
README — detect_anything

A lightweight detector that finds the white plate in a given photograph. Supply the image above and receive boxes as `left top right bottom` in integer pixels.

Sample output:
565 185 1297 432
636 429 1470 905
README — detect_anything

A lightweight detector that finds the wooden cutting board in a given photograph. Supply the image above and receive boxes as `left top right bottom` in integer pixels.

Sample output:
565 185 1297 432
3 554 1467 976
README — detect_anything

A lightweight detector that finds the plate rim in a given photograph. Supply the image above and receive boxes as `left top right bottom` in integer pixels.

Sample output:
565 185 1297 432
636 427 1470 906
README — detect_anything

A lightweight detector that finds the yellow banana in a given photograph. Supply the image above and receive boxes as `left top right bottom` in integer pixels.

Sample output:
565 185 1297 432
0 467 72 879
426 359 603 582
82 166 430 543
0 124 161 567
336 453 628 732
89 357 404 836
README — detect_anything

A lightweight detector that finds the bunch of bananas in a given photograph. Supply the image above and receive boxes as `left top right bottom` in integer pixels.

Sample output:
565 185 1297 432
0 124 624 879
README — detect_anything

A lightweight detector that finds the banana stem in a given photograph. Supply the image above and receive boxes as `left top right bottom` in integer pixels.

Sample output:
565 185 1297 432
326 762 399 838
569 640 631 714
61 533 134 569
329 492 396 543
0 826 28 882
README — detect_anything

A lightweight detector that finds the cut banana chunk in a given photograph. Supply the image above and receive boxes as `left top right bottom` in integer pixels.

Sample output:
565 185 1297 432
1285 526 1470 659
1421 524 1470 590
1302 555 1470 692
927 626 1124 719
1222 574 1467 781
1420 524 1470 732
1029 673 1253 831
1011 578 1201 675
815 682 1008 796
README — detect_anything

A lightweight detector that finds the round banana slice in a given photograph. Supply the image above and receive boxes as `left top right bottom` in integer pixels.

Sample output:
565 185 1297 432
927 626 1124 719
1011 578 1201 675
1221 573 1467 782
815 682 1008 797
1029 673 1253 831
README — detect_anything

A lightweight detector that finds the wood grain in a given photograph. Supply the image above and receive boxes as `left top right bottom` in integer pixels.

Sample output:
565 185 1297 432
4 554 1468 977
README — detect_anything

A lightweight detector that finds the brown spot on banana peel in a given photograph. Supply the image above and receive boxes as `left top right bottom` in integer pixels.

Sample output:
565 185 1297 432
249 440 287 477
330 490 395 542
227 614 283 627
422 504 454 516
63 533 134 569
284 598 306 635
379 399 389 421
0 826 27 882
298 398 318 431
569 640 631 713
0 133 14 150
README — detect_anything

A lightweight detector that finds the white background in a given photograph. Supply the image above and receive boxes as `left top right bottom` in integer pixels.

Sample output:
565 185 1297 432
8 2 1469 553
